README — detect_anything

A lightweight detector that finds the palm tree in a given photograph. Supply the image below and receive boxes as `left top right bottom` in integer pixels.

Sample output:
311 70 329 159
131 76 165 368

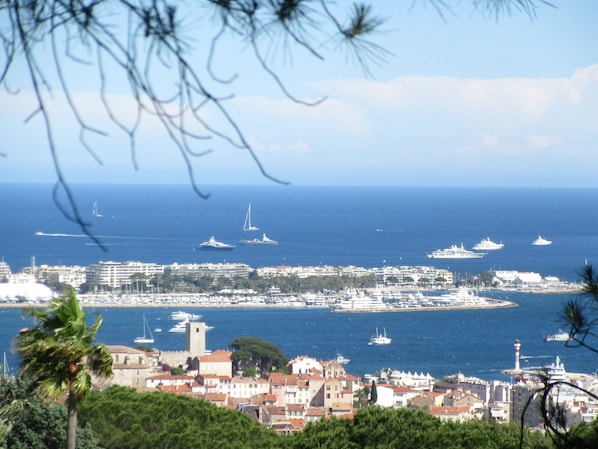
14 290 113 449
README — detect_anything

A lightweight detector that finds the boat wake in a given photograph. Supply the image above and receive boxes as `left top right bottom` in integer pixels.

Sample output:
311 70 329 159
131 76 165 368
36 231 182 241
35 231 87 238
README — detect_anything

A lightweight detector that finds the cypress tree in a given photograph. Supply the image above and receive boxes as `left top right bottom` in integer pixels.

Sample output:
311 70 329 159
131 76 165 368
370 380 378 405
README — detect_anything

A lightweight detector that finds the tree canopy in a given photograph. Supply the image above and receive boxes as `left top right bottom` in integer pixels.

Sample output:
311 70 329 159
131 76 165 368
0 376 100 449
228 336 289 375
79 385 280 449
0 0 554 244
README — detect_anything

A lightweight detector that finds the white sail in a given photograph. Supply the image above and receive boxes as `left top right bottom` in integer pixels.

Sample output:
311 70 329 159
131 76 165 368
243 203 259 231
93 201 102 218
134 314 154 344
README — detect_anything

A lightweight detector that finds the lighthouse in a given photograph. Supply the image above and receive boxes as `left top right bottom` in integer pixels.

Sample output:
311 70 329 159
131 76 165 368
514 339 521 371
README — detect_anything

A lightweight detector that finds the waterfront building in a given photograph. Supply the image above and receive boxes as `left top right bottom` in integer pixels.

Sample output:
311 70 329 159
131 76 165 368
28 264 87 289
86 261 164 289
168 262 251 279
375 368 435 391
433 373 511 405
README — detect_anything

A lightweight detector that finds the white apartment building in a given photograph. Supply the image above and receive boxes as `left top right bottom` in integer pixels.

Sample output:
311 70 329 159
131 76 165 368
168 263 252 279
31 264 87 289
86 261 164 289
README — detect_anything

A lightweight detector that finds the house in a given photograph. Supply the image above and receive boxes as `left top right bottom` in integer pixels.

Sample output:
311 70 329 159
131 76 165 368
230 376 270 399
409 391 444 409
391 386 421 408
194 349 232 377
99 345 159 389
429 405 474 422
288 355 323 374
145 373 196 389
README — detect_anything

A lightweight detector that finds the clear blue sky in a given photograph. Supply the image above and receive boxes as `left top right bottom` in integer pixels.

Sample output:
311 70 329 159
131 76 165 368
1 0 597 187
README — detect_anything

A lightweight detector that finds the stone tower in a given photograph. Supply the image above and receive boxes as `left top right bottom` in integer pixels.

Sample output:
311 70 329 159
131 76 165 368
185 321 206 356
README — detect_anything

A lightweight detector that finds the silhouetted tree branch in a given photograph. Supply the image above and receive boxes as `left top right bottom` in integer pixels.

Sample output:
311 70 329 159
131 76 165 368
520 264 598 448
0 1 554 247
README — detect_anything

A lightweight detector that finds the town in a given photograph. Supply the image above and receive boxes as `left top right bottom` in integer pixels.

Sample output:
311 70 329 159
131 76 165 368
99 318 597 434
1 259 594 435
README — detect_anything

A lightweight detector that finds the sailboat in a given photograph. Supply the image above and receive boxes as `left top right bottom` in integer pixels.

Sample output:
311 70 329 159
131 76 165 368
134 315 154 344
243 203 259 231
368 328 391 345
93 201 102 218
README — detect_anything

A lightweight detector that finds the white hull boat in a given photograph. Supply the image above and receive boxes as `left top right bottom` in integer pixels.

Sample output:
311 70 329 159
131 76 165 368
369 328 391 345
199 236 235 250
532 235 552 246
239 233 278 246
472 237 504 251
427 243 486 259
134 314 154 344
243 203 259 231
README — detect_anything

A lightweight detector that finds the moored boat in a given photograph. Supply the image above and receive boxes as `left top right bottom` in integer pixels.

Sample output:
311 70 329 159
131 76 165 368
243 203 259 231
239 233 278 246
133 314 154 344
171 311 202 321
199 236 235 250
427 243 486 259
532 235 552 246
472 237 504 251
168 319 189 333
334 353 350 364
369 328 391 345
544 330 571 342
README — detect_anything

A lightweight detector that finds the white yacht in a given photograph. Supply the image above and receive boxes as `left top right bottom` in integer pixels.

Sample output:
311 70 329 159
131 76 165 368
334 353 351 364
544 330 571 342
532 235 552 246
472 237 504 251
171 311 202 321
239 233 278 246
369 328 392 345
332 288 389 311
133 314 154 344
427 243 486 259
199 236 235 250
168 319 189 333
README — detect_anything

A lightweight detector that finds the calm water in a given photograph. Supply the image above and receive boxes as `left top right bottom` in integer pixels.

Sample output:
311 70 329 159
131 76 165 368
1 184 598 379
0 292 594 381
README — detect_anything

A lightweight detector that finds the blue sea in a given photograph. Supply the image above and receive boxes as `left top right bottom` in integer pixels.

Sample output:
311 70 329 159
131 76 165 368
1 184 598 379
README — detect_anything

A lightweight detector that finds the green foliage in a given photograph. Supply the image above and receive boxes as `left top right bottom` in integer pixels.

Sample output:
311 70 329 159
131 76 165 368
75 385 559 449
0 376 99 449
242 367 258 377
288 407 553 449
79 386 280 449
170 366 186 375
229 337 289 375
14 290 113 449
